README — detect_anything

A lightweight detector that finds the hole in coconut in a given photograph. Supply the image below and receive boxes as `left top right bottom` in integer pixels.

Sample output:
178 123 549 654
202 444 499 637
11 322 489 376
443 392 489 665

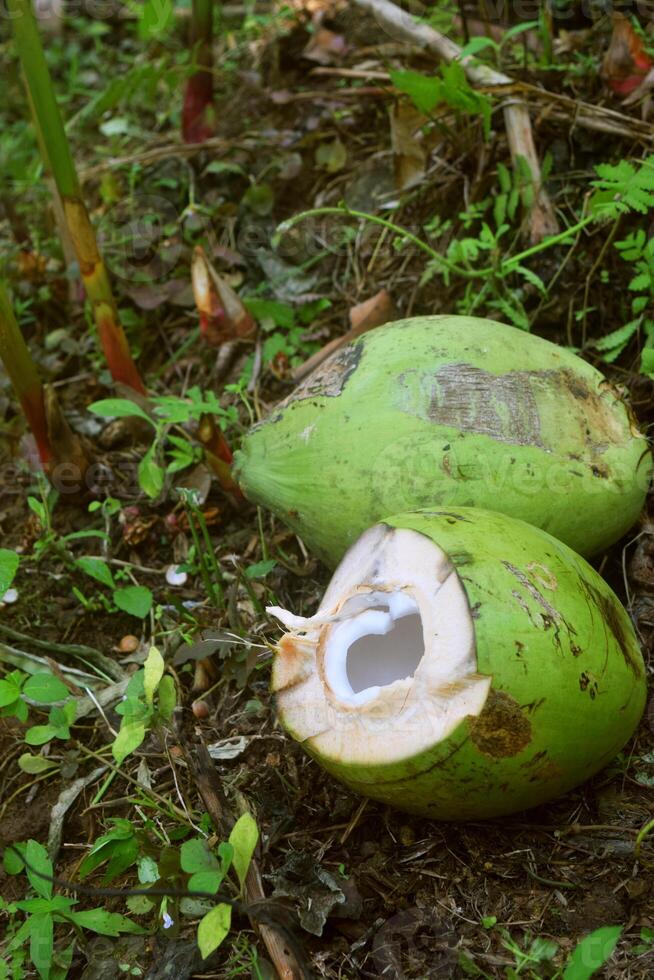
346 611 424 694
324 592 425 704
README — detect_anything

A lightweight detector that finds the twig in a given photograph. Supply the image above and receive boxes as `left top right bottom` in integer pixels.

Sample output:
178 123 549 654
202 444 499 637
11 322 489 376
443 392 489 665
180 736 308 980
313 66 654 143
78 137 233 179
352 0 558 242
0 622 125 680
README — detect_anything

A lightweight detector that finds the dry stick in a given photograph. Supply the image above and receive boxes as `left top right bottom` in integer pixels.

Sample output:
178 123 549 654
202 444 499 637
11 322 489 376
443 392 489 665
181 737 307 980
292 317 382 382
352 0 559 243
313 67 654 143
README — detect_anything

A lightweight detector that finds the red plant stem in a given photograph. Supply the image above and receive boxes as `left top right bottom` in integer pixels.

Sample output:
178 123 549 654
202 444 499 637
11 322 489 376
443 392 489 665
0 282 51 464
183 0 215 143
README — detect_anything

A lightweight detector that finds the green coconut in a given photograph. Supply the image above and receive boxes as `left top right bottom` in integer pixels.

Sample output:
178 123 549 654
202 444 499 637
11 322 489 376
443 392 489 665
267 508 646 820
234 315 651 565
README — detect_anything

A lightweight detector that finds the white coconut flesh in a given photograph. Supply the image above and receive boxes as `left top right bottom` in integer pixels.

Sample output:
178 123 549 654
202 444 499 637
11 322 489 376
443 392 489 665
267 524 492 767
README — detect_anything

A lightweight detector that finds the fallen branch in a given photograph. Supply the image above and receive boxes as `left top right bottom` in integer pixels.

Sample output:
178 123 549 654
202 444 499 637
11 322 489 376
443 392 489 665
352 0 558 242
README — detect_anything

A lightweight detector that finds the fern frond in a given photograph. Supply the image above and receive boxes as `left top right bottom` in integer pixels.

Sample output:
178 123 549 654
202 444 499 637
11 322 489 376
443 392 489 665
593 318 640 360
590 155 654 219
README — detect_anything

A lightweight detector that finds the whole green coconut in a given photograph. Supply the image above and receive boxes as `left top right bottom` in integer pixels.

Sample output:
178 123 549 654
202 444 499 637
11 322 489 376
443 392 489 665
267 508 647 820
234 316 652 565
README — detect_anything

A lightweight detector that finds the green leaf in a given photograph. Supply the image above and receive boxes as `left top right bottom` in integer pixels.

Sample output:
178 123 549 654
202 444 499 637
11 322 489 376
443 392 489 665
137 0 174 40
529 936 558 961
137 855 159 884
0 548 19 595
563 926 623 980
181 838 218 875
24 724 60 746
3 842 25 875
103 839 140 884
88 399 153 424
641 347 654 378
228 813 258 889
18 754 58 774
28 496 47 522
29 912 53 980
244 559 277 580
501 19 539 45
49 941 74 980
23 673 70 704
514 264 546 294
315 138 347 174
156 675 177 721
79 820 138 880
0 675 23 707
70 908 147 935
629 271 652 292
244 298 295 329
112 720 146 764
15 897 55 914
197 903 231 958
187 870 223 894
75 557 115 589
459 35 498 57
390 69 440 114
242 183 275 216
143 646 165 705
138 445 165 499
25 840 53 900
181 839 232 895
205 161 247 178
126 894 154 915
594 318 639 354
64 529 111 542
113 585 153 619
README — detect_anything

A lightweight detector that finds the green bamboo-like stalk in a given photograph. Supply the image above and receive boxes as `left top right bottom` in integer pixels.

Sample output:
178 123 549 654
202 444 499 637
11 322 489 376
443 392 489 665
8 0 145 394
0 280 51 464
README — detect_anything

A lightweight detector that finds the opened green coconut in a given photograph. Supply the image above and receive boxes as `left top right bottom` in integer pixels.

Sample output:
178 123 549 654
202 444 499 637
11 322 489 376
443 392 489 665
234 315 651 565
268 508 646 819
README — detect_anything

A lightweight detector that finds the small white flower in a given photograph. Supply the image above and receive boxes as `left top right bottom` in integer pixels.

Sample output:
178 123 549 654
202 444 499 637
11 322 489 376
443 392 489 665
165 565 188 587
162 912 174 929
1 589 18 604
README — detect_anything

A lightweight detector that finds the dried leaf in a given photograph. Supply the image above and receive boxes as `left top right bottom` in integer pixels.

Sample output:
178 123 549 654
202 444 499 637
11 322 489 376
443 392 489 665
44 385 94 496
302 27 347 65
602 14 653 97
349 289 397 332
269 852 346 936
389 103 427 191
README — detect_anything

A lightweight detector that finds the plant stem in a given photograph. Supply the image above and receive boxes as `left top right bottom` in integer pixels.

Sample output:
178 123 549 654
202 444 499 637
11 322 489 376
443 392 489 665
501 214 595 271
9 0 145 394
183 0 216 143
276 206 597 282
276 206 467 273
635 816 654 859
182 496 220 607
190 496 225 606
0 280 51 464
